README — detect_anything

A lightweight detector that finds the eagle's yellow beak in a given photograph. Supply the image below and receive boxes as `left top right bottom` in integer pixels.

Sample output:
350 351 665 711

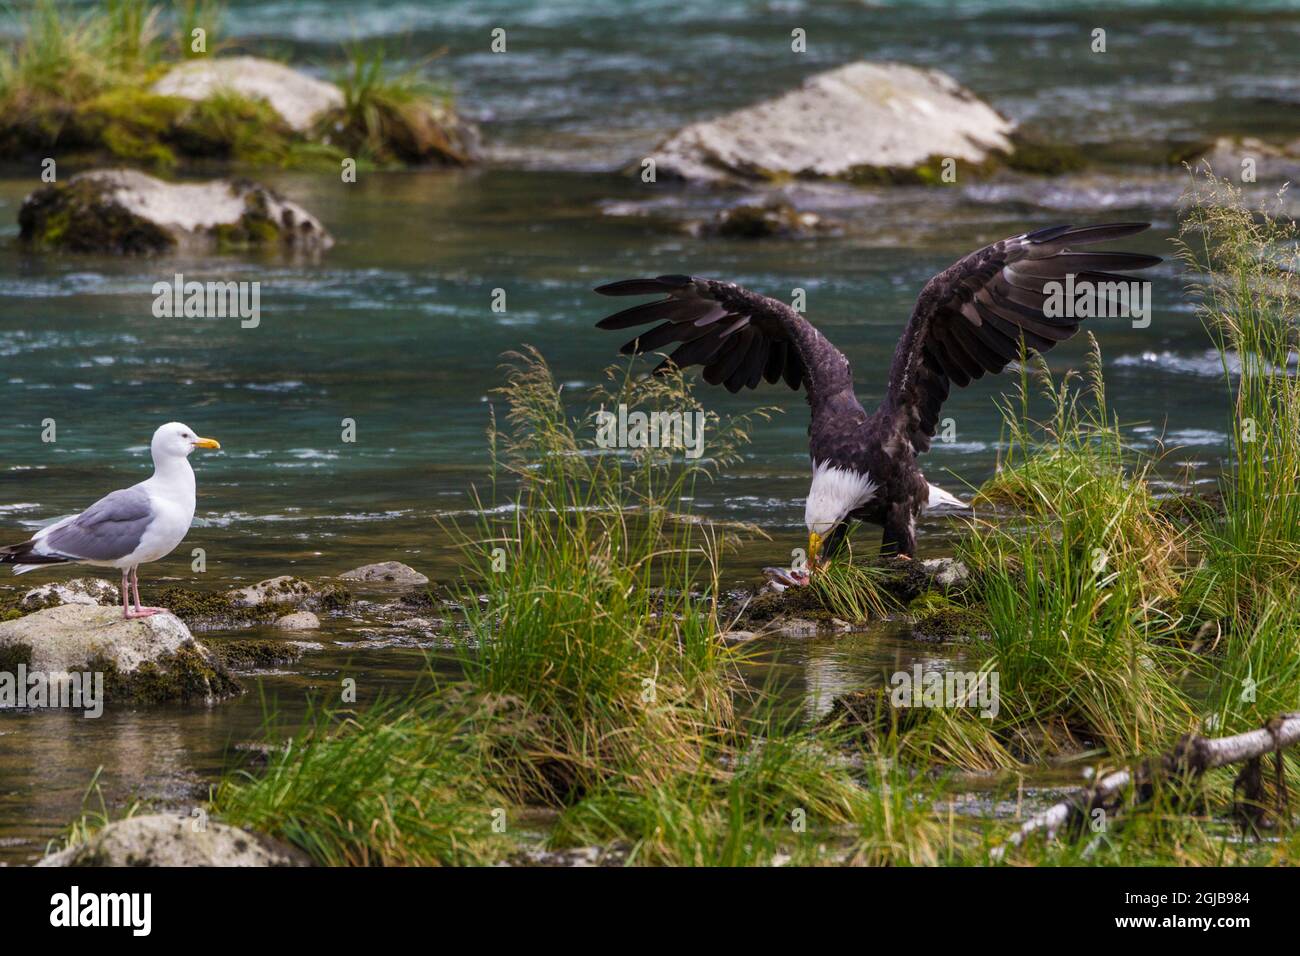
807 531 823 571
193 436 221 450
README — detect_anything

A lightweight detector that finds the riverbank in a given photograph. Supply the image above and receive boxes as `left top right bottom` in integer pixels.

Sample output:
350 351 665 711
0 0 478 171
20 175 1300 865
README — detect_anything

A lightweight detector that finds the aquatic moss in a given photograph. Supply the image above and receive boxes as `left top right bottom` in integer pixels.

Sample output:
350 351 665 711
0 594 28 622
209 640 304 670
740 584 840 626
89 644 241 704
156 586 275 626
0 81 338 171
1000 132 1088 176
907 593 987 642
0 641 34 674
208 187 284 250
74 88 185 168
314 584 353 611
19 175 175 254
398 587 437 610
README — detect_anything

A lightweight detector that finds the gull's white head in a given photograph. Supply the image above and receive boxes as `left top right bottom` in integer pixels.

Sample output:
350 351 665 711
804 461 877 567
151 422 221 462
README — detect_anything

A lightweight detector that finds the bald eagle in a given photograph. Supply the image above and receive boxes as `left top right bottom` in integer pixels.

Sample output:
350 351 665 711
594 222 1159 565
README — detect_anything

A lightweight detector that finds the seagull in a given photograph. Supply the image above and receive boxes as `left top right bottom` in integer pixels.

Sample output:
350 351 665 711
0 422 221 619
594 223 1159 566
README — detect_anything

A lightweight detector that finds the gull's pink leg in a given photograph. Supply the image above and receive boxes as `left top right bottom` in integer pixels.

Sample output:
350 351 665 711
121 569 131 620
125 566 165 619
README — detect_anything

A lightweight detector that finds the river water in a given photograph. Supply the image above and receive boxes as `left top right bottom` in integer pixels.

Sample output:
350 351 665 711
0 0 1296 861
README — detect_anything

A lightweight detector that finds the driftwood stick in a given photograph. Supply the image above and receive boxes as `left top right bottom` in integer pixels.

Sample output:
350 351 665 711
994 712 1300 858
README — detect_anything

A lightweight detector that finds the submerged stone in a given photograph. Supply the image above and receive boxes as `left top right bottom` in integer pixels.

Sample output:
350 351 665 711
19 168 333 255
697 202 826 239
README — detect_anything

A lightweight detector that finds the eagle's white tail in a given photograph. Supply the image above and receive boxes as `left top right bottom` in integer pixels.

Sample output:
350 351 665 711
923 482 970 515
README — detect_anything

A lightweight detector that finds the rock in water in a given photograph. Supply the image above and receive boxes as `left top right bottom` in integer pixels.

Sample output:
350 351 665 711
152 56 344 133
697 202 825 239
1189 136 1300 182
654 62 1015 185
275 610 321 630
0 604 239 703
339 561 429 585
920 558 971 590
151 55 483 166
38 813 310 867
19 168 333 255
226 575 316 608
19 577 120 611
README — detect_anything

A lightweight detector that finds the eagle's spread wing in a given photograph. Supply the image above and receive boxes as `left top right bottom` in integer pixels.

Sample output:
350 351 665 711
594 275 852 404
883 222 1159 454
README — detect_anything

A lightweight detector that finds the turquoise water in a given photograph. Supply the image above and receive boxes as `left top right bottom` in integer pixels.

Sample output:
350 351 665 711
0 0 1297 860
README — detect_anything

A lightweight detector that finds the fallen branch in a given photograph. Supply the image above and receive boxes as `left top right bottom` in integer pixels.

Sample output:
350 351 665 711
995 712 1300 858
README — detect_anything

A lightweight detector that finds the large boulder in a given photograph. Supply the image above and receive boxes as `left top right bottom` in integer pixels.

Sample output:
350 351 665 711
152 56 343 133
653 62 1016 185
19 168 333 255
0 604 239 704
38 813 310 867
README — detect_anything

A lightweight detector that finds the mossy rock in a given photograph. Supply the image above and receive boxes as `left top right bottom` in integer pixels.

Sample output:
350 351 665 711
157 586 276 627
0 604 240 706
699 201 825 238
0 87 307 171
869 556 935 604
18 173 175 254
819 687 934 739
907 593 987 642
1000 132 1088 176
92 645 242 705
316 96 482 167
739 584 840 626
313 583 353 611
209 639 304 670
19 169 333 255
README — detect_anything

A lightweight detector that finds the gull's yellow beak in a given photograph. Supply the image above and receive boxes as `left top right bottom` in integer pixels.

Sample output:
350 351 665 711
193 437 221 450
807 531 823 571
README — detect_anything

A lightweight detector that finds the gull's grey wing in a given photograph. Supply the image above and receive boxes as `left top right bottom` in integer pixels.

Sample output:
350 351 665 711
42 487 154 562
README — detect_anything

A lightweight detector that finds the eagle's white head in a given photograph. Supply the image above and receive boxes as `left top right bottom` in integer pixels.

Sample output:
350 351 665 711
804 461 877 567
